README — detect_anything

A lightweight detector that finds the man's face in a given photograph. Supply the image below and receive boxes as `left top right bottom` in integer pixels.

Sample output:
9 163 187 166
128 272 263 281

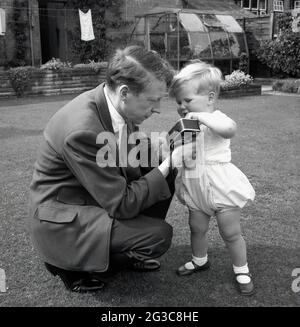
122 79 167 125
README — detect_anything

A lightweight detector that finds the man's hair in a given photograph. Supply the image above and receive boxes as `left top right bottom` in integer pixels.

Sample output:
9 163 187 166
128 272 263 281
106 45 174 94
169 60 223 98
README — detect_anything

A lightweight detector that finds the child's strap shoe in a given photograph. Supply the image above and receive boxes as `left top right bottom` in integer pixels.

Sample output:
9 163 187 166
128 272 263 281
177 260 210 276
235 272 255 296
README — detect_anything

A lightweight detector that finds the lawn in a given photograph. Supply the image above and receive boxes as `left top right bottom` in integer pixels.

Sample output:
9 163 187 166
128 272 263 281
0 93 299 307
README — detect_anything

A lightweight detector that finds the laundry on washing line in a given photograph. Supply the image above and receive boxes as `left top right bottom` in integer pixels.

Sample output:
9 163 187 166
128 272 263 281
0 8 6 36
78 9 95 41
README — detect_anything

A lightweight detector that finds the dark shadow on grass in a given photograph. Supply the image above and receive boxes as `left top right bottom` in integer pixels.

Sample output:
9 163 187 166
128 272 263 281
88 244 300 307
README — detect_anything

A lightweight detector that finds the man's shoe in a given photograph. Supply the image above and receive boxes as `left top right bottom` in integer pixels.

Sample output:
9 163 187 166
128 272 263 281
44 262 105 293
129 259 161 272
177 260 210 276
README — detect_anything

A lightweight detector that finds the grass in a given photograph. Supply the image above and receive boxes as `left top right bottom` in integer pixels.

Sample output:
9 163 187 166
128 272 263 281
0 93 299 307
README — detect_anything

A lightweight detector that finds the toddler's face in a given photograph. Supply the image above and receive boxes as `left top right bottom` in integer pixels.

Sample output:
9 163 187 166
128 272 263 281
175 79 212 117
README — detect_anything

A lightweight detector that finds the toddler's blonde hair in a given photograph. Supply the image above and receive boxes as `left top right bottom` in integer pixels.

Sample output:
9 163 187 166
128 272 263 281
169 60 223 98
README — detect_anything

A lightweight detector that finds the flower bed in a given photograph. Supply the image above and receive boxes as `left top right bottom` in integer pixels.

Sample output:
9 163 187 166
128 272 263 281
220 84 262 98
219 70 261 98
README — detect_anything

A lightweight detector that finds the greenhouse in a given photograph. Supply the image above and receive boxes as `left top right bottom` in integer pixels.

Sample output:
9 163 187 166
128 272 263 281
131 7 249 74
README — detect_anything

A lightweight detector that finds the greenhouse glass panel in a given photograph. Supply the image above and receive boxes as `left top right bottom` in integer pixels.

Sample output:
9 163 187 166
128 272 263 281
178 13 212 59
149 15 168 33
199 14 224 32
150 33 166 57
188 32 212 59
179 13 206 32
131 8 249 72
209 32 231 58
229 33 247 57
215 15 243 33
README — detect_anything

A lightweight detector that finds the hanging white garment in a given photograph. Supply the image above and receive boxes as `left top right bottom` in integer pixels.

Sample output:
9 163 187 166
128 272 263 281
0 8 6 35
78 9 95 41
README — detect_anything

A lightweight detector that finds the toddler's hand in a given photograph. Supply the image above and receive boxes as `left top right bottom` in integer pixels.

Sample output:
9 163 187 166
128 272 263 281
185 112 204 121
177 107 188 118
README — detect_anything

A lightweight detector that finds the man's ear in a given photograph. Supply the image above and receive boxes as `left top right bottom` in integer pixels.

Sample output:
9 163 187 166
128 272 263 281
119 85 129 101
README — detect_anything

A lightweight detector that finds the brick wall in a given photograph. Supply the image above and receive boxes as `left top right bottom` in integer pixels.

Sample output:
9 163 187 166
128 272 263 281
0 67 107 98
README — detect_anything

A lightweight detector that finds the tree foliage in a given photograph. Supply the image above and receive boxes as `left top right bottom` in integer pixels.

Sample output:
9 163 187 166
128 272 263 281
254 13 300 77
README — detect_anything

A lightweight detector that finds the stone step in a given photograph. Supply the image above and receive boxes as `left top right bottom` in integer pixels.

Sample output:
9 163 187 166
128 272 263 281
30 83 98 90
26 86 93 95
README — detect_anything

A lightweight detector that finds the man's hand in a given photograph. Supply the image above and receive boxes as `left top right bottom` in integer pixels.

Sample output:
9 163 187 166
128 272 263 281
171 140 197 168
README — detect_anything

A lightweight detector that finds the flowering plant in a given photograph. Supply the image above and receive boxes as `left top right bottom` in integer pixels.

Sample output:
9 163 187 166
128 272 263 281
40 58 73 70
221 70 253 90
73 60 108 73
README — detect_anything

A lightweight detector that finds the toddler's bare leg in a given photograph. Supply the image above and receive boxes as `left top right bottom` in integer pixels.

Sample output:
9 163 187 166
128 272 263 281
189 210 211 257
216 208 247 267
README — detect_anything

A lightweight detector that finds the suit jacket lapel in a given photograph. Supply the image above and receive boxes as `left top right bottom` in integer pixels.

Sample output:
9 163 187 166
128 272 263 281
94 83 114 134
94 83 128 179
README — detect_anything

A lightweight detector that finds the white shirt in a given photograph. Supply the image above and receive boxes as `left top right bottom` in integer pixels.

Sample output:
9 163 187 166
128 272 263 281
103 85 126 136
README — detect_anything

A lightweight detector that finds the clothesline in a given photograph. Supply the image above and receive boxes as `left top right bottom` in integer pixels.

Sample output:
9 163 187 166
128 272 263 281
4 19 128 33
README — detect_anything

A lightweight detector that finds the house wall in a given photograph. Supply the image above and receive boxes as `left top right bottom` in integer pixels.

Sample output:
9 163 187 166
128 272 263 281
0 0 41 67
0 0 17 66
235 0 294 14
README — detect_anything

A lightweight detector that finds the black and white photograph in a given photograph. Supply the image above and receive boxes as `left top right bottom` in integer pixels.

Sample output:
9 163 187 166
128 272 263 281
0 0 299 314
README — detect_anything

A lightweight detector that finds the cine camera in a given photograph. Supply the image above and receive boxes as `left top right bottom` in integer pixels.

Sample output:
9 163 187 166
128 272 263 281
168 118 201 150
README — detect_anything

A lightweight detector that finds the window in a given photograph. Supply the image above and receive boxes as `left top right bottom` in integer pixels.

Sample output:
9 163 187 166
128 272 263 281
273 1 284 12
259 0 267 10
252 0 258 9
243 0 250 9
295 1 300 9
242 0 267 14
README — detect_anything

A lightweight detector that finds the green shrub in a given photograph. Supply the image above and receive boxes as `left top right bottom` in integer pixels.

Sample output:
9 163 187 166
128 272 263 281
272 79 300 93
9 66 34 97
221 70 253 90
238 52 249 74
254 13 300 77
73 60 107 73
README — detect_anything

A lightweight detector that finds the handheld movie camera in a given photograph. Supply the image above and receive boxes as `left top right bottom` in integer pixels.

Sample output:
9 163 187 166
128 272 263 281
168 118 201 150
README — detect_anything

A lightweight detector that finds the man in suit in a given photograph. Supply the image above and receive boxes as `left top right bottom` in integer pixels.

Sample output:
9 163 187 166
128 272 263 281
29 46 195 292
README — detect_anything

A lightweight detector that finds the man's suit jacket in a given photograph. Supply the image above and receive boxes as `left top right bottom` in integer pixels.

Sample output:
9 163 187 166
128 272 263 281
29 83 171 272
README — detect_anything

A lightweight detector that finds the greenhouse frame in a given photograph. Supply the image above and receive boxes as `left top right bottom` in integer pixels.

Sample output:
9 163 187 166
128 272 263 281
131 7 249 74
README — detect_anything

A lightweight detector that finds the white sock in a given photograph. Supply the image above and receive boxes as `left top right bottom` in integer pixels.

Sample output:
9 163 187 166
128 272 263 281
233 263 251 284
185 254 207 268
184 255 208 270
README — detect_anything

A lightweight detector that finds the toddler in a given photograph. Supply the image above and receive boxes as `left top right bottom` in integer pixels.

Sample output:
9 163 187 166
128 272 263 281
169 61 255 296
